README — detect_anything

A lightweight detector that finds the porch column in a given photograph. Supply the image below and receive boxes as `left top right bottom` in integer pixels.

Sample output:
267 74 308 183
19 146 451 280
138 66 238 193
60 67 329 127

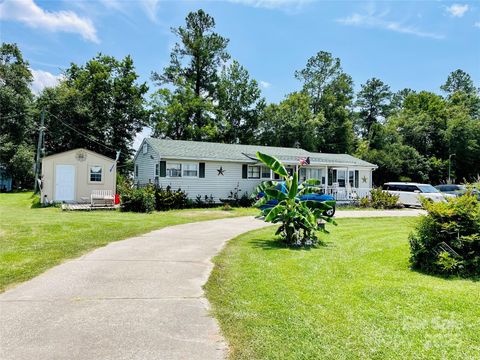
346 167 349 192
324 166 328 194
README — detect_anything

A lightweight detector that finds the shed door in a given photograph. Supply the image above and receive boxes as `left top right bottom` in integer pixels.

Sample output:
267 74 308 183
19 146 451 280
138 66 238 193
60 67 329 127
55 165 75 201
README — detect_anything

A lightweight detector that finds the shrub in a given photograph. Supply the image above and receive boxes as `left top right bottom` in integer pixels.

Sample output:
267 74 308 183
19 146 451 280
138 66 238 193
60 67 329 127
155 186 189 211
221 183 253 207
120 186 155 213
194 194 216 208
253 152 335 247
360 188 401 209
409 193 480 277
238 193 253 207
116 173 132 195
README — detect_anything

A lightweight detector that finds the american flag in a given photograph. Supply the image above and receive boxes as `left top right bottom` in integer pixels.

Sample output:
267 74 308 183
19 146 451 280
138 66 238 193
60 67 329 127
299 157 310 166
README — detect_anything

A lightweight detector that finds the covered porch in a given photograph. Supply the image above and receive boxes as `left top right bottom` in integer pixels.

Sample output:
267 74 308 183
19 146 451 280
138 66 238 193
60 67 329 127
294 165 372 201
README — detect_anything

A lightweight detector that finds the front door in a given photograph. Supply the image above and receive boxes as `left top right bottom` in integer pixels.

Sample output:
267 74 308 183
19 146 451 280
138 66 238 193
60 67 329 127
55 165 75 201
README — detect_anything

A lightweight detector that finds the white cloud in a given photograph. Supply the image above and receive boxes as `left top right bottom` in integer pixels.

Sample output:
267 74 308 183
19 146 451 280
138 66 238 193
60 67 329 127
141 0 161 22
0 0 99 43
474 21 480 28
260 80 271 89
30 69 62 95
337 10 444 40
445 4 469 18
227 0 311 11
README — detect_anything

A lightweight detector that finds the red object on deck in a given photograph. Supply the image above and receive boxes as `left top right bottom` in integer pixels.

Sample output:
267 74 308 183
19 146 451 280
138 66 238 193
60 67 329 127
115 194 120 205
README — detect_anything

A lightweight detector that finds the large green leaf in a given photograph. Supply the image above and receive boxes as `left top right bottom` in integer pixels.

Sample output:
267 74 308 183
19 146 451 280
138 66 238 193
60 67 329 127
303 179 322 186
264 188 288 201
252 180 278 198
301 200 331 211
265 204 286 222
256 152 288 178
298 186 323 195
288 171 298 199
253 197 267 208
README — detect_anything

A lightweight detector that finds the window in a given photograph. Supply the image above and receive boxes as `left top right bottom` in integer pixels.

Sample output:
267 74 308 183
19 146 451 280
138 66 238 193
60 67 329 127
167 163 182 177
155 163 159 177
135 164 138 177
183 163 198 177
418 185 439 193
337 170 346 187
142 143 148 154
299 168 307 181
90 166 102 182
261 166 271 179
248 165 260 179
309 168 322 180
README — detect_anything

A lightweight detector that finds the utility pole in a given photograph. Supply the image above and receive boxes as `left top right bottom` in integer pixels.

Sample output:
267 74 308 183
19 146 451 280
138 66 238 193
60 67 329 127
34 109 45 193
448 153 456 184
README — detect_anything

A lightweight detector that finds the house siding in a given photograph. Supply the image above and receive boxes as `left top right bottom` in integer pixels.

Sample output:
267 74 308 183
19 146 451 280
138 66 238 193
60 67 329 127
152 160 261 202
133 139 376 202
134 140 160 185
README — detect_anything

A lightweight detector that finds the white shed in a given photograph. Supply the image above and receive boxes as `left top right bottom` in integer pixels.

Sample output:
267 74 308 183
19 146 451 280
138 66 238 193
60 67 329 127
41 148 116 204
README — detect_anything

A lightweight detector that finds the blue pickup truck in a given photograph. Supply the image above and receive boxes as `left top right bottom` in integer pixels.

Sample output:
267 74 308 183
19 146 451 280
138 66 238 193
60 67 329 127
256 182 336 217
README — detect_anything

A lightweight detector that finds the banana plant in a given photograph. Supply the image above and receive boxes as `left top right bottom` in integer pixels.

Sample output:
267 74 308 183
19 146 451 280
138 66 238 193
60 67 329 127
253 152 336 246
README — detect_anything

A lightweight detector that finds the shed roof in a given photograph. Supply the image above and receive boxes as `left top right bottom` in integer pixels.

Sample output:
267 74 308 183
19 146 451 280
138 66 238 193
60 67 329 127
42 148 115 163
145 138 377 168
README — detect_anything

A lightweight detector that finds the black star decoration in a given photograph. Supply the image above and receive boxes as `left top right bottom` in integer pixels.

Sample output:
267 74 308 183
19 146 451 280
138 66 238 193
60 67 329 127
217 166 225 176
362 176 368 183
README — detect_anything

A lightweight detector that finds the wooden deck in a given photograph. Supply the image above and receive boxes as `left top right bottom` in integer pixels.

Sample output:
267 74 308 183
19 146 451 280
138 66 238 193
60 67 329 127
61 203 119 211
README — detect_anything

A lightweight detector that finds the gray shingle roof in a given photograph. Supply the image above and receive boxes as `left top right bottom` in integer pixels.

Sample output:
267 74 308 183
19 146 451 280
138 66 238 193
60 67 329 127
145 138 376 168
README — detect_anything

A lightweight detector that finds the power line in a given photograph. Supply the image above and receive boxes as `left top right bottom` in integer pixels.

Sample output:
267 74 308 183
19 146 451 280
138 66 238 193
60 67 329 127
44 110 117 152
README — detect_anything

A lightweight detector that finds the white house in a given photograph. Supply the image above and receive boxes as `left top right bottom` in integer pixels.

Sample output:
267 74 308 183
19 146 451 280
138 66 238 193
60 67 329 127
134 138 377 202
41 148 116 204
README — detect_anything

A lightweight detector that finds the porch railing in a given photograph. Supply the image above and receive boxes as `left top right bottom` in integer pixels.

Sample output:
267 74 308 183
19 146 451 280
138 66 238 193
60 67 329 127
324 187 371 202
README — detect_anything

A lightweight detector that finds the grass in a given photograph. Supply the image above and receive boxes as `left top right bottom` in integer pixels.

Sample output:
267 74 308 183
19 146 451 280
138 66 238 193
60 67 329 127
205 217 480 360
0 192 256 292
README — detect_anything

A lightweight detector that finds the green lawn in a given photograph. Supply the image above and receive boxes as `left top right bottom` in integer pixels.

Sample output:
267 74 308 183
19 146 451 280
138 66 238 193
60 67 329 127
0 192 256 292
205 217 480 360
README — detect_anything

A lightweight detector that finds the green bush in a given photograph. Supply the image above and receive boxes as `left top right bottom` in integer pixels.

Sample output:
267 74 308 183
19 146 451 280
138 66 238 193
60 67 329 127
155 186 189 211
194 194 216 208
360 188 401 209
409 193 480 277
120 186 155 213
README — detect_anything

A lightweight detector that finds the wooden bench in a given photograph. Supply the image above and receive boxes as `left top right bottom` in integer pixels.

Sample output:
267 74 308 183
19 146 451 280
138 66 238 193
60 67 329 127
91 190 115 207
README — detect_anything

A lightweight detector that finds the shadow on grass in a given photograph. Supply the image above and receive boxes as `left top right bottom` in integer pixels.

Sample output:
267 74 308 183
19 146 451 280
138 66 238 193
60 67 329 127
410 267 479 282
249 238 335 251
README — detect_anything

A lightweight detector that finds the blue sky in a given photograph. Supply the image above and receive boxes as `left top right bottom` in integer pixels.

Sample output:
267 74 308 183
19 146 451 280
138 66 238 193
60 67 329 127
1 0 479 146
2 0 479 99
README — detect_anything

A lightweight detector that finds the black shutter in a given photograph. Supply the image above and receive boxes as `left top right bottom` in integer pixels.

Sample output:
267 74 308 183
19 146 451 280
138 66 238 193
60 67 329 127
160 161 166 177
199 162 205 178
242 164 248 179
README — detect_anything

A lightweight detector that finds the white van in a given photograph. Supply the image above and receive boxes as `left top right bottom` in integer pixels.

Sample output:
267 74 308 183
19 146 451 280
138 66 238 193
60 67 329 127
383 182 447 207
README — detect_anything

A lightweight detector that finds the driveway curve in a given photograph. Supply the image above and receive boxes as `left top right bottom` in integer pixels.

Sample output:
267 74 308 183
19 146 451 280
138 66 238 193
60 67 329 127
0 217 269 360
0 210 423 360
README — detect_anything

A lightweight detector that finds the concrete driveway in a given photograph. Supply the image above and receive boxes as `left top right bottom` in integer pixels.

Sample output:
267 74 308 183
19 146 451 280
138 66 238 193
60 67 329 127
0 210 423 360
0 217 269 360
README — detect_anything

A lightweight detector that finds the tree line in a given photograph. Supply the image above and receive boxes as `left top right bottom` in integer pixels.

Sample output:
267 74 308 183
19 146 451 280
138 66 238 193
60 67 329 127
1 9 479 189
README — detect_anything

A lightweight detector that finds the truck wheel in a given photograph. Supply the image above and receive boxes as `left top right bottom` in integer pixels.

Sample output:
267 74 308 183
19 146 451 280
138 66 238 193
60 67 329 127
324 206 335 217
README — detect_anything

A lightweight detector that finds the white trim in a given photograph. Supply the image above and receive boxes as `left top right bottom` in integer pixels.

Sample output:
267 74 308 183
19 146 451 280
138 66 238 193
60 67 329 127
88 164 104 184
166 162 182 178
182 162 199 178
247 165 261 179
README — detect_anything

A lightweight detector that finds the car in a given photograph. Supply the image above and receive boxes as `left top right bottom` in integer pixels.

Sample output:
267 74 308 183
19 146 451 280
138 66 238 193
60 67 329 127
383 182 450 207
256 181 336 217
435 184 466 197
435 184 480 200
